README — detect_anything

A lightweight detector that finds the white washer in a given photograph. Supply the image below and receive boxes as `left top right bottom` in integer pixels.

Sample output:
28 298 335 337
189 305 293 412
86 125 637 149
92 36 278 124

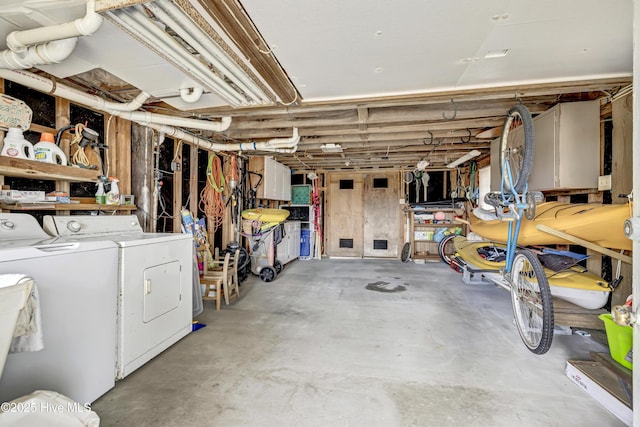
0 213 118 404
43 215 193 379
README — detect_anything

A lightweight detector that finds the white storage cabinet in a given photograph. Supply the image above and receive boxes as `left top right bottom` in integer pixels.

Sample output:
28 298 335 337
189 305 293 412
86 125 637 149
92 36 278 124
277 221 301 264
491 100 600 192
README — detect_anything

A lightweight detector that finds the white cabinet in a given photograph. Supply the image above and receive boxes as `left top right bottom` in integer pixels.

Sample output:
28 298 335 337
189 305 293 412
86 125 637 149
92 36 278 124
277 221 300 264
491 100 600 192
251 156 291 201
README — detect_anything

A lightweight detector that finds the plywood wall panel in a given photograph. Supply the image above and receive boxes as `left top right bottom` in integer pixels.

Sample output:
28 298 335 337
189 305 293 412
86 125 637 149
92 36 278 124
363 172 401 257
326 173 363 257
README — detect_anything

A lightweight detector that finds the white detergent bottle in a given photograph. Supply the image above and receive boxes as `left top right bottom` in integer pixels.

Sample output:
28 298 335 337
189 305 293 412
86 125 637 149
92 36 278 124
106 178 120 205
34 132 67 165
1 128 34 160
95 181 105 204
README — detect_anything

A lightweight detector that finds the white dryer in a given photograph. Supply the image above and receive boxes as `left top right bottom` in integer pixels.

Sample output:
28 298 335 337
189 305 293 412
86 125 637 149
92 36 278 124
0 213 118 404
43 215 193 379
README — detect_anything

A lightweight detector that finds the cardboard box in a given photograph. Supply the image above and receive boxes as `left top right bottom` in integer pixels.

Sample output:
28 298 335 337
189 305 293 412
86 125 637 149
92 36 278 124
565 360 632 426
0 190 46 203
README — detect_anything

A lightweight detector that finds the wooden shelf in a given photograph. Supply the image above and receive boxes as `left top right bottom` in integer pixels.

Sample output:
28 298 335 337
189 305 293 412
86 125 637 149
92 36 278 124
0 202 136 212
1 198 135 212
409 207 466 261
0 157 101 182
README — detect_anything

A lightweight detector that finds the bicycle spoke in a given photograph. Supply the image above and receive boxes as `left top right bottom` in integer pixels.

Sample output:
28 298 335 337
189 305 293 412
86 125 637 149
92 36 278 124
510 250 553 354
500 105 535 193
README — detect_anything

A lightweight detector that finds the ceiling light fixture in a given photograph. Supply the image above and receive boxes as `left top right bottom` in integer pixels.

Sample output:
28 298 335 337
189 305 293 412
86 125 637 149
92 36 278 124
447 150 481 168
484 49 510 59
320 143 343 153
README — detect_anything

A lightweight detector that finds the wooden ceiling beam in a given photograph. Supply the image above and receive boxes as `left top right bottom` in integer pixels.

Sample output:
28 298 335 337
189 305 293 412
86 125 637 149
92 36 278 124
226 100 550 131
194 77 629 117
226 117 504 140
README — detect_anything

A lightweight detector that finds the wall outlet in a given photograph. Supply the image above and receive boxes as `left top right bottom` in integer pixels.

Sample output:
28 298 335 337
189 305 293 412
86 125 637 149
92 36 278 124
598 175 612 191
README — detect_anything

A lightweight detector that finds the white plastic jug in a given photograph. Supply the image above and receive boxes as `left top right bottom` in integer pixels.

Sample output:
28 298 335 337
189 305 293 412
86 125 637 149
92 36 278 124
34 132 67 165
1 128 34 160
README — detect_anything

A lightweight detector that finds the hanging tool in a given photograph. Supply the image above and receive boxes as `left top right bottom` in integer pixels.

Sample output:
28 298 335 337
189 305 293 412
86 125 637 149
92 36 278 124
246 171 263 209
422 172 430 201
413 169 422 203
416 159 430 202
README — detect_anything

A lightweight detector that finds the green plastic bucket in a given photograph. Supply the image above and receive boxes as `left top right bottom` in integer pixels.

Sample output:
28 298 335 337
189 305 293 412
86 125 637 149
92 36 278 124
599 313 633 370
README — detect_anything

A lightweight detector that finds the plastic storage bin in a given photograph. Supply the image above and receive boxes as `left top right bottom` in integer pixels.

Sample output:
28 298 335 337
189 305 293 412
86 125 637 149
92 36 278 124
599 313 633 370
300 229 311 258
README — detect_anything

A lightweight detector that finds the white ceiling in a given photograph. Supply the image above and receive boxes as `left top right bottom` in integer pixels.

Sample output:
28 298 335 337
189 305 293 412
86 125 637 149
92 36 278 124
0 0 633 170
241 0 632 102
0 0 632 109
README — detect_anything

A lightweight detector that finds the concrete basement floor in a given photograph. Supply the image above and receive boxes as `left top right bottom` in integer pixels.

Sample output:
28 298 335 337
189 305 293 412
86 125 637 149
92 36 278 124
93 259 623 426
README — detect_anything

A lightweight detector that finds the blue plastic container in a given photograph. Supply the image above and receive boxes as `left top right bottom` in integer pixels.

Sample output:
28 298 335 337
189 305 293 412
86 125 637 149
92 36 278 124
300 229 311 257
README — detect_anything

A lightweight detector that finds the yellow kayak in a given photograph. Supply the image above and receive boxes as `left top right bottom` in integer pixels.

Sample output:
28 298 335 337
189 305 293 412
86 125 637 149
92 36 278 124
242 208 290 222
452 236 611 309
470 202 632 251
241 208 290 232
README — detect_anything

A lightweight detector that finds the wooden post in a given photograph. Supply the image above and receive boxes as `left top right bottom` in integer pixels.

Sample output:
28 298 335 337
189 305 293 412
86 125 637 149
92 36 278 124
586 192 604 278
114 117 132 195
189 144 198 216
222 155 234 246
131 123 154 231
55 98 71 215
611 93 633 306
173 139 183 233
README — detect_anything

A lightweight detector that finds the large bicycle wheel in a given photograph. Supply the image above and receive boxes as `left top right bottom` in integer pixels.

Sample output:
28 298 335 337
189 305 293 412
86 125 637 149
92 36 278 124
499 104 535 193
510 249 554 354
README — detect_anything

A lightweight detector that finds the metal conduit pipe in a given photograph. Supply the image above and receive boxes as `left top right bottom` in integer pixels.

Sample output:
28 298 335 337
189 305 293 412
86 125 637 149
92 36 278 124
6 0 103 52
107 7 247 106
149 0 269 104
116 6 245 106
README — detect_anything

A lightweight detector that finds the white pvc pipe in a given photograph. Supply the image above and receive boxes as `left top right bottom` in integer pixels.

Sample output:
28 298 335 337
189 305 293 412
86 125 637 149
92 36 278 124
180 87 204 103
0 68 151 112
107 7 247 106
111 109 232 132
149 0 269 104
0 68 231 132
0 38 77 69
139 122 298 152
265 127 299 147
6 0 103 52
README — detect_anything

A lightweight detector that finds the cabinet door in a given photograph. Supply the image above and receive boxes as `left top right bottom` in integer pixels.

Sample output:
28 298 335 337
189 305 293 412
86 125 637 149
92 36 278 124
363 172 400 257
259 157 291 201
281 164 291 201
273 160 284 200
289 221 300 258
262 157 278 199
